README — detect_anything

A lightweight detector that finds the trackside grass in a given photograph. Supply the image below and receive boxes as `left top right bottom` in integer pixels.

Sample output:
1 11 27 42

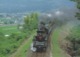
0 25 20 34
10 31 36 57
51 27 66 57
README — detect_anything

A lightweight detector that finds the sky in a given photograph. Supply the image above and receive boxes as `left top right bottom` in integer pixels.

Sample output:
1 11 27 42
0 0 77 13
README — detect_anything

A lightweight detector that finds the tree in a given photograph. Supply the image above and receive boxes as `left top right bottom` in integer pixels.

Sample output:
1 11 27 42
71 0 80 20
23 13 38 32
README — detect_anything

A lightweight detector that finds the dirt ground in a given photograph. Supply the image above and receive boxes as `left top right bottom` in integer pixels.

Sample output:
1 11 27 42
27 47 51 57
27 34 52 57
58 22 77 57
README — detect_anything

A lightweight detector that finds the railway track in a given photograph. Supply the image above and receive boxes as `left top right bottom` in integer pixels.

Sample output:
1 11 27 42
27 45 51 57
27 30 52 57
27 24 56 57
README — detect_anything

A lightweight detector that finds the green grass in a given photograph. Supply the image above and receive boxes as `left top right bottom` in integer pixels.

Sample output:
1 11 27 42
71 26 80 38
10 31 36 57
0 13 38 57
66 25 80 41
0 25 20 57
0 25 36 57
0 25 20 34
52 24 77 57
51 28 65 57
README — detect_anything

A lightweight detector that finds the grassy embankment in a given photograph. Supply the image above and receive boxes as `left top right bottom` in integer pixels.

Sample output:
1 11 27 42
51 28 63 57
0 25 20 34
0 25 36 57
10 30 36 57
51 23 73 57
0 13 38 57
0 25 23 57
66 25 80 56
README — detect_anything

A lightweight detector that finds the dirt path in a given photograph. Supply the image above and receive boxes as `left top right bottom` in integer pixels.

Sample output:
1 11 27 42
27 46 50 57
26 27 54 57
27 47 51 57
51 21 80 57
58 21 79 57
58 26 73 57
26 24 56 57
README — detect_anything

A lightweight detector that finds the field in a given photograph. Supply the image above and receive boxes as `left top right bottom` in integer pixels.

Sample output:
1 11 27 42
0 25 20 35
0 13 38 57
0 25 30 57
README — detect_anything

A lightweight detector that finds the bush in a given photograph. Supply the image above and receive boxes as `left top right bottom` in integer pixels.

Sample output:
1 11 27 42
66 25 80 56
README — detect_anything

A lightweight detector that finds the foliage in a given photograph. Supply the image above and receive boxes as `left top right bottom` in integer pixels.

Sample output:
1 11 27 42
76 13 80 20
0 13 38 57
66 25 80 55
71 0 80 20
10 31 36 57
0 25 20 35
66 25 80 42
0 31 27 57
23 13 38 32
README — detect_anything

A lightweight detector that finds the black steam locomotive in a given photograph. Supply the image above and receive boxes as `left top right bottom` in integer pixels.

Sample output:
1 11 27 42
31 22 53 52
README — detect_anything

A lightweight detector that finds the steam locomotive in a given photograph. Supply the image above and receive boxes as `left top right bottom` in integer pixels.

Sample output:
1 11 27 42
31 22 53 52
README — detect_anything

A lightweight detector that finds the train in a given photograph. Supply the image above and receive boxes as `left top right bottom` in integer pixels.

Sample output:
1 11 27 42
31 21 54 52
